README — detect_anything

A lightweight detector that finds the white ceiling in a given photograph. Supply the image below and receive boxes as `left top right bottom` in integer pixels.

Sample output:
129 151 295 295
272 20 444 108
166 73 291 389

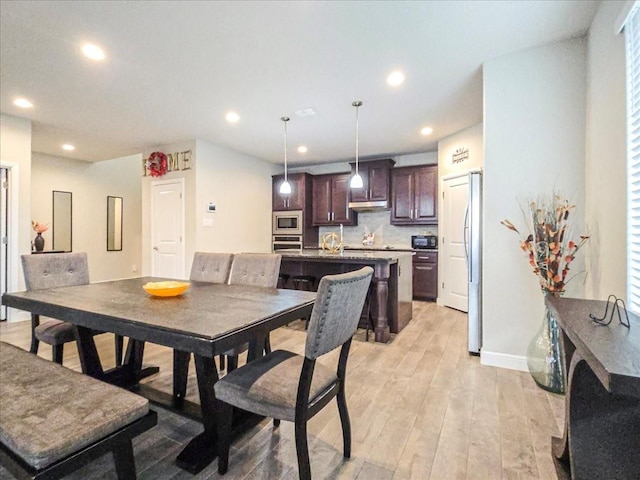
0 1 599 166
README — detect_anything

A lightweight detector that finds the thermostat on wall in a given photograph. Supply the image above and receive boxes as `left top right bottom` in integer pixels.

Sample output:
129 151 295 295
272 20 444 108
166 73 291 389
207 203 216 213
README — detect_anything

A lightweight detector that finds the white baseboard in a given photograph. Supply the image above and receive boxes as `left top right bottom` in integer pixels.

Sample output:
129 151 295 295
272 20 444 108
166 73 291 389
6 310 30 323
480 350 528 372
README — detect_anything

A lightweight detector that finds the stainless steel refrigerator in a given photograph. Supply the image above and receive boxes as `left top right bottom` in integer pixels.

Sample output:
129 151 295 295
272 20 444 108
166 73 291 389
464 171 482 354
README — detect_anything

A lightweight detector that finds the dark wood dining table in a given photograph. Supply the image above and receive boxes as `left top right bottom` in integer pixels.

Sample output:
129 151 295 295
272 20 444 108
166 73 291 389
1 276 316 474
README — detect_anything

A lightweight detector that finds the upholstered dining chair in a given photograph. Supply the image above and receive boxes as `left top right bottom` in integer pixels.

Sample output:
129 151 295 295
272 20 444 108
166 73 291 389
214 266 373 480
20 252 124 365
173 252 234 404
222 253 282 372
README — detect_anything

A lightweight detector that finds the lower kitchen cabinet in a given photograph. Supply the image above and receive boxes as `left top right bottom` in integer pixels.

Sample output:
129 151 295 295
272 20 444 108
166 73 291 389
413 250 437 300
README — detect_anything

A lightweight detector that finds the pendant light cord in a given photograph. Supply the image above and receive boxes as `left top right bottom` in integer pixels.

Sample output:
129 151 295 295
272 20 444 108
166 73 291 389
353 101 362 176
281 116 289 183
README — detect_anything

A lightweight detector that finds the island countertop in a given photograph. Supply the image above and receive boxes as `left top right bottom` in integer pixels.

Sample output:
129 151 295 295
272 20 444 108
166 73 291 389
279 249 413 342
279 249 414 262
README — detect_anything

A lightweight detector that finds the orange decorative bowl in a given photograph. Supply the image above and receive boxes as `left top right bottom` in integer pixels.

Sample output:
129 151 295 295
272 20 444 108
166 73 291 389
143 281 190 297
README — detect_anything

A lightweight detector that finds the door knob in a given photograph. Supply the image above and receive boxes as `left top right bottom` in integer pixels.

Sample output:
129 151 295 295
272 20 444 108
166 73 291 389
153 246 159 251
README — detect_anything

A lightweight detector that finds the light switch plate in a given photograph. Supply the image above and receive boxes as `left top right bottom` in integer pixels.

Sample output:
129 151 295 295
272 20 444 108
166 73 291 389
202 218 214 227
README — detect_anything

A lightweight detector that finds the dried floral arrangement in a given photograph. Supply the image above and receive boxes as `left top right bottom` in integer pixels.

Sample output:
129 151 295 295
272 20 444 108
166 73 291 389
501 194 589 294
31 221 49 234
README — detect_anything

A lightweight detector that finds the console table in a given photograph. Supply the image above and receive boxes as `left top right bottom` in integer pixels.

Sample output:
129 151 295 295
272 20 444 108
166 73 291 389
546 297 640 479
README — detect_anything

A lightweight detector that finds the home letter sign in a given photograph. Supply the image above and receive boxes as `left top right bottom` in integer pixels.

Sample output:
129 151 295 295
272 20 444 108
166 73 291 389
142 149 193 177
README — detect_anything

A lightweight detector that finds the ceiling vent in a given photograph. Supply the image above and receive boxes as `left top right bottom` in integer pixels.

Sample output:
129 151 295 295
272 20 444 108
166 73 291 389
295 108 316 117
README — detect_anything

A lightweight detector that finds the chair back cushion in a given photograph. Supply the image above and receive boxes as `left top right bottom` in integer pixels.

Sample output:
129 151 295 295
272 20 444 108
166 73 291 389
189 252 233 283
228 253 282 288
305 266 373 359
21 253 90 291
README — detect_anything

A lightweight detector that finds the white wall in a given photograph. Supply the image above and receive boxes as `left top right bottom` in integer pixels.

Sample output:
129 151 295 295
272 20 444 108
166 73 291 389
438 123 484 178
483 38 587 369
195 139 276 255
0 114 32 320
31 153 143 281
141 140 276 276
585 1 627 300
289 151 437 177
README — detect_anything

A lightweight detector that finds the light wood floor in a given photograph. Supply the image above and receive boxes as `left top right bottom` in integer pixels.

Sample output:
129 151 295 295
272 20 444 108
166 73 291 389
0 302 564 479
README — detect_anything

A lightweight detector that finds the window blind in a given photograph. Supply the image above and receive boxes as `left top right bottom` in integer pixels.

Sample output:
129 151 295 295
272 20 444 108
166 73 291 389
627 3 640 314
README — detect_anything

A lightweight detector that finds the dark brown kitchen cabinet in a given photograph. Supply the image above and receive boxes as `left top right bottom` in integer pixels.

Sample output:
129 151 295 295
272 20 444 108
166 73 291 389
349 158 395 203
413 250 437 300
312 173 357 226
391 165 438 225
272 172 311 211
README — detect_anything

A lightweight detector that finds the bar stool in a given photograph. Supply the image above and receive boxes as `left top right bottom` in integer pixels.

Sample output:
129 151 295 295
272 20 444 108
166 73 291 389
291 275 316 328
291 275 316 292
278 273 290 289
358 284 376 341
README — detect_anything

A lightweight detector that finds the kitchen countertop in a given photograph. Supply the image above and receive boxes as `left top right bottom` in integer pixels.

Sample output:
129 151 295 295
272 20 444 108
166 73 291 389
281 248 413 261
342 245 415 252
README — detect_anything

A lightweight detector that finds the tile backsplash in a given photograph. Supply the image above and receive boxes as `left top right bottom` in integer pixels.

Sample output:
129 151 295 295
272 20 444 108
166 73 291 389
318 211 437 249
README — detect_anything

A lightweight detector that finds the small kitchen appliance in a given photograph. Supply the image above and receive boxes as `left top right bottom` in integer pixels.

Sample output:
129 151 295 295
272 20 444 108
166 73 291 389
411 234 438 250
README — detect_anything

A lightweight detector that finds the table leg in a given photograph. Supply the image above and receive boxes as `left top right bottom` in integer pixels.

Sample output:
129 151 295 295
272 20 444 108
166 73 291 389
75 326 105 378
373 264 390 343
176 354 220 474
75 327 158 387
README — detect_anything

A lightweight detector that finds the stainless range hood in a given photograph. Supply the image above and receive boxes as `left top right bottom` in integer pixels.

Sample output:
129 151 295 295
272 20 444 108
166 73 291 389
348 200 390 211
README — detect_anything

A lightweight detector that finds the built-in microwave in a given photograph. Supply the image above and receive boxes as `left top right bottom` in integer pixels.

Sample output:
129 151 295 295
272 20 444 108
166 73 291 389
272 210 303 235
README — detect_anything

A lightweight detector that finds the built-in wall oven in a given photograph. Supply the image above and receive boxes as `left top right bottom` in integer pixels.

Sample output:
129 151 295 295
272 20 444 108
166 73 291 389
272 235 303 251
272 210 303 236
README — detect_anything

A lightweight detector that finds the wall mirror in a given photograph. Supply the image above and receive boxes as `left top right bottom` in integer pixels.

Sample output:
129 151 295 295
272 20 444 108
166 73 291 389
52 190 72 252
107 196 123 251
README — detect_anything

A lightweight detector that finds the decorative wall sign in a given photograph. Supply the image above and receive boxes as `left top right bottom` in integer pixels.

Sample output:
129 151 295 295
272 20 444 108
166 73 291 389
142 150 192 177
452 147 469 164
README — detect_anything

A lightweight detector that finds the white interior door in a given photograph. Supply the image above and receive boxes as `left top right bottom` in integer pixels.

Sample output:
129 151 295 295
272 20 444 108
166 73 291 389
151 179 185 279
1 168 8 321
442 174 469 312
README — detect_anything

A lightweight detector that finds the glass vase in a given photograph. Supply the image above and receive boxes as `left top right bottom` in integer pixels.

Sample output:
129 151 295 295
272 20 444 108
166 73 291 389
526 291 565 394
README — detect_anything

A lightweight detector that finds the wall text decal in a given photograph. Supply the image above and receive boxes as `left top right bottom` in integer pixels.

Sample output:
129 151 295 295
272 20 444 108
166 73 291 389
452 147 469 164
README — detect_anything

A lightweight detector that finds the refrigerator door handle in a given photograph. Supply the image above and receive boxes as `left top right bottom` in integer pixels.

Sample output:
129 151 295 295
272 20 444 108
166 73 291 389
463 204 470 274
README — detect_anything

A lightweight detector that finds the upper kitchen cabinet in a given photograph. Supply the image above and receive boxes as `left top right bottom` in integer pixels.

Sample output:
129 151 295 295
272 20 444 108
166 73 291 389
312 173 357 226
272 172 312 211
348 158 395 204
391 165 438 225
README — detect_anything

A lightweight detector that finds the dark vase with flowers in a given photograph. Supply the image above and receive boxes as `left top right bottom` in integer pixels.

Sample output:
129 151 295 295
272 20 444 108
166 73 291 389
526 289 565 394
34 233 45 252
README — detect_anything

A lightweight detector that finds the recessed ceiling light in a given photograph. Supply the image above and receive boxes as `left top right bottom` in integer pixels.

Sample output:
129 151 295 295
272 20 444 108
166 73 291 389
62 144 76 151
226 111 240 123
297 146 308 154
421 126 434 136
13 97 33 109
387 70 405 87
82 43 105 61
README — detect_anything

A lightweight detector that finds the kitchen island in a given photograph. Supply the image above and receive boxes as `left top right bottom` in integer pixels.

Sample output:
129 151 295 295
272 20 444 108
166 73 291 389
279 249 413 343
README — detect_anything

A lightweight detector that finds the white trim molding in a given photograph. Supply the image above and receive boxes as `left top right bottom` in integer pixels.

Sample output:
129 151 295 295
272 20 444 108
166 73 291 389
480 350 528 372
616 0 638 33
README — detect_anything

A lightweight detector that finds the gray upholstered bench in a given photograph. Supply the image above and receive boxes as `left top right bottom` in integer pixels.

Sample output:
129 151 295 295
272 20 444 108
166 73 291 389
0 342 157 479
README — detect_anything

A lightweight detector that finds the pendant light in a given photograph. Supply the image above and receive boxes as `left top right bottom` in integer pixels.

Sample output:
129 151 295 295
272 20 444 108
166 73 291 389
279 116 292 194
350 101 364 189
